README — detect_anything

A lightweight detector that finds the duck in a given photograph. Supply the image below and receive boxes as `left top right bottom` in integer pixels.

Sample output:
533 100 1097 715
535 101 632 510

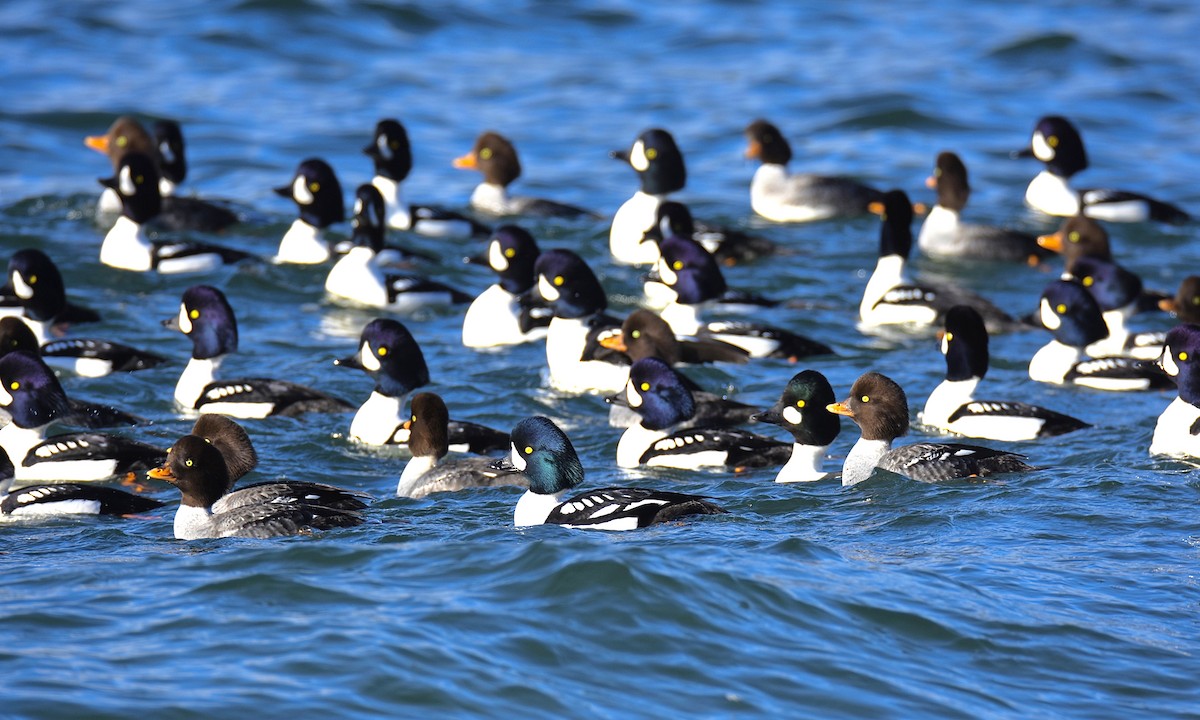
0 318 145 428
1029 279 1172 391
86 115 161 215
396 393 528 499
1014 115 1189 223
743 118 882 222
185 414 370 513
7 249 167 377
329 183 436 264
750 369 842 483
165 285 355 418
828 371 1034 487
1150 324 1200 459
1063 256 1166 359
150 119 241 232
918 151 1048 263
609 357 791 470
273 158 345 264
920 305 1089 441
0 448 164 517
363 118 490 237
610 128 772 266
529 249 630 394
644 221 833 360
324 184 471 311
1159 276 1200 322
335 318 508 453
0 351 165 482
453 131 596 219
149 433 364 540
859 189 1016 333
461 225 552 348
98 152 257 273
492 415 726 530
1036 214 1169 312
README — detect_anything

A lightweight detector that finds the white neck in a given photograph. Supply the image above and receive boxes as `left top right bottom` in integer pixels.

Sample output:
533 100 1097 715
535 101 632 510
174 503 216 540
616 424 668 468
514 489 567 527
470 183 510 214
660 301 702 336
325 247 387 306
371 176 412 229
842 437 892 486
1150 396 1200 458
775 443 829 483
23 317 50 345
100 215 154 271
609 191 664 265
917 204 961 254
1101 307 1131 343
159 177 177 197
1029 340 1082 384
0 422 48 466
276 219 330 264
545 316 589 378
350 391 404 445
1025 170 1080 217
176 356 221 408
920 377 979 429
860 254 909 318
397 454 438 496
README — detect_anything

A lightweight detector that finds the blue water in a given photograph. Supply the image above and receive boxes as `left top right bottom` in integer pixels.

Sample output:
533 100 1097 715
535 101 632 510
3 1 1200 717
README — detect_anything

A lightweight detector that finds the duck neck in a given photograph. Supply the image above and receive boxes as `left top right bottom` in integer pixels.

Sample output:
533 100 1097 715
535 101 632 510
1026 171 1079 216
176 356 222 408
371 176 411 229
842 437 892 486
1029 340 1082 384
921 377 979 428
397 454 438 496
861 254 909 317
617 424 668 468
775 443 829 483
514 489 567 527
470 183 509 214
661 301 703 336
173 503 216 540
100 215 154 272
350 391 404 445
277 219 330 264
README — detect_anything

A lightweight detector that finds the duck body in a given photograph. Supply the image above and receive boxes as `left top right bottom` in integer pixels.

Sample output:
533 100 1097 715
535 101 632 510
454 131 596 219
462 226 551 348
751 369 842 483
1150 325 1200 458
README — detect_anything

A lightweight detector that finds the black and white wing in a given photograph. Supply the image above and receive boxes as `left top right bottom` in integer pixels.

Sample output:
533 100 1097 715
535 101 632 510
1065 357 1174 391
210 503 366 538
947 399 1090 438
22 432 165 472
197 378 355 416
1 483 164 516
545 486 726 530
385 275 473 305
41 338 168 373
699 321 833 360
214 481 372 513
879 442 1033 483
639 428 791 468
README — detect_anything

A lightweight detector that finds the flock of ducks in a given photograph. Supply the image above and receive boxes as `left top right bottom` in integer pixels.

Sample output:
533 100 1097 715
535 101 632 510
0 112 1196 538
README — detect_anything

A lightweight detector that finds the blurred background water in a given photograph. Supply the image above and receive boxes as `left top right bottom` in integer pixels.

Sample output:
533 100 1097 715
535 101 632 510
2 1 1199 717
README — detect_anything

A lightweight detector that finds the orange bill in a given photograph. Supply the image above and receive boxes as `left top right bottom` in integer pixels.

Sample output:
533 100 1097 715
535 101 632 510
598 332 628 353
452 152 477 169
85 134 109 153
867 200 885 215
1159 298 1180 313
744 140 762 160
1037 231 1063 253
147 465 175 481
924 175 937 189
826 400 855 417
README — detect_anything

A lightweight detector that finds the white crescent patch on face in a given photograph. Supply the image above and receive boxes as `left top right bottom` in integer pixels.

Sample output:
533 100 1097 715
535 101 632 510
360 342 381 372
178 304 192 334
629 140 649 172
1161 346 1180 377
538 274 560 302
1040 298 1062 330
489 241 509 272
510 443 527 471
293 175 314 205
0 382 12 406
12 272 33 300
118 164 137 196
353 198 363 216
940 334 950 356
782 406 803 425
158 140 175 164
376 135 392 160
626 381 643 408
1031 131 1055 162
657 259 678 287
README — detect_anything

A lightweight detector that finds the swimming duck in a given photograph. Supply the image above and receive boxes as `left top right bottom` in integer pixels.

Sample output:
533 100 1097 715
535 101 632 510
0 448 164 517
920 305 1089 441
166 285 355 417
1150 324 1200 459
1014 115 1189 223
918 151 1047 263
750 369 842 483
743 118 882 222
1063 256 1165 359
462 225 552 348
829 371 1034 487
1159 276 1200 323
492 415 726 530
273 158 345 264
453 131 596 219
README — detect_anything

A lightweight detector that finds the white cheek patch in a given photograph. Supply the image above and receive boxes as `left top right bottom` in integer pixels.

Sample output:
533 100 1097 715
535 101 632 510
293 175 314 205
1031 132 1055 162
626 381 643 408
178 304 192 334
353 198 363 215
12 272 33 300
940 335 949 355
629 140 649 171
489 241 509 272
118 164 137 196
159 140 175 164
376 135 392 160
538 275 560 302
0 383 11 406
658 260 678 287
1040 299 1062 330
782 406 803 425
360 342 381 372
510 444 527 471
1161 347 1179 377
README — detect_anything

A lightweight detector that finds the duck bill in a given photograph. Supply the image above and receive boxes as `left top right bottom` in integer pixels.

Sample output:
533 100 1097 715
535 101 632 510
147 465 176 483
333 353 364 370
750 408 782 425
826 400 855 418
464 252 488 267
1037 231 1064 253
452 152 477 169
744 140 761 160
84 134 110 154
598 332 628 353
924 175 937 189
867 200 885 216
1159 298 1180 313
604 391 629 407
1012 147 1036 159
273 185 293 198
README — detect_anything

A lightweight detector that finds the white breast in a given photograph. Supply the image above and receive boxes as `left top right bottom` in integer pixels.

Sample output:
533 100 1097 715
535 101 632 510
545 317 630 394
275 219 330 264
462 284 545 348
841 437 892 486
1025 171 1080 217
774 443 829 483
99 216 154 272
514 489 566 527
917 205 962 256
750 164 833 223
470 183 513 215
609 191 663 265
1028 341 1080 385
350 392 404 445
371 176 413 230
1150 397 1200 458
325 247 388 307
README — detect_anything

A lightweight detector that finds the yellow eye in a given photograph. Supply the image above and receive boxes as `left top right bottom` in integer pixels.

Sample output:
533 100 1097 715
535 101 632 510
378 346 388 356
480 148 493 160
309 182 320 192
672 261 683 271
639 382 650 391
28 275 36 285
631 330 641 338
135 174 144 184
934 168 941 177
189 309 200 319
880 212 887 221
504 248 516 258
553 276 564 286
860 395 870 403
185 459 193 467
1180 352 1189 361
1192 297 1200 306
646 148 658 160
1082 277 1093 287
1048 135 1059 147
1069 231 1080 242
1056 303 1067 313
411 415 416 423
389 141 399 150
116 136 128 147
523 446 533 455
944 332 953 342
796 400 806 408
9 381 18 391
